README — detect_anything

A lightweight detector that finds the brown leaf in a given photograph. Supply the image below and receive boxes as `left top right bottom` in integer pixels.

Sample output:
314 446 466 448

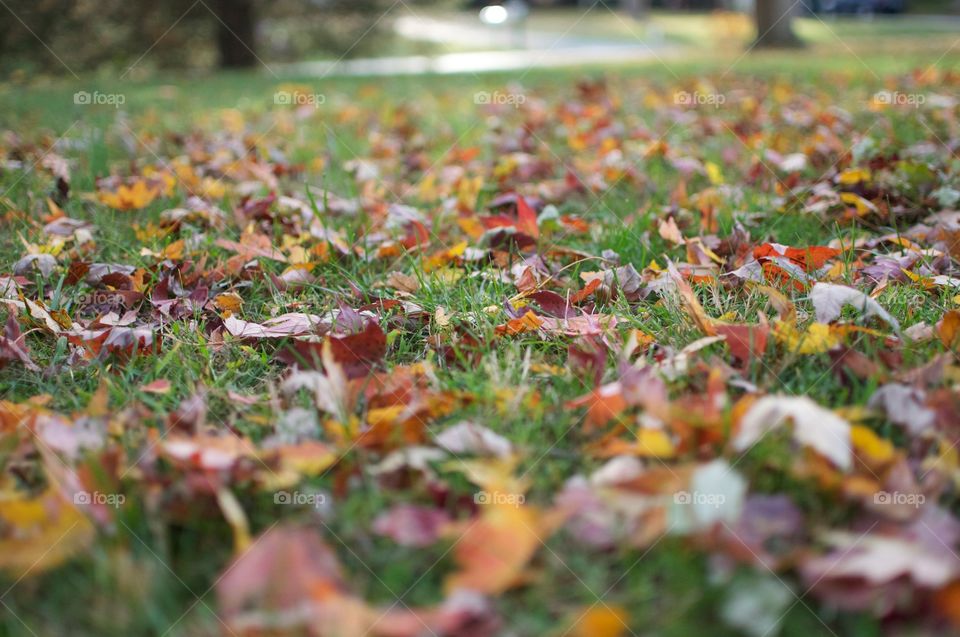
828 345 883 382
715 323 768 365
658 216 683 245
938 310 960 349
0 306 40 371
668 263 715 335
386 271 420 294
282 320 386 379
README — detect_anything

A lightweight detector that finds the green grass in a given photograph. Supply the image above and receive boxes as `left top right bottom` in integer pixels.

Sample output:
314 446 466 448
1 34 959 637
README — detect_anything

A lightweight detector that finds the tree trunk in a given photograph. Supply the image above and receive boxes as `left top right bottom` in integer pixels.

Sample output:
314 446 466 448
624 0 648 20
214 0 257 68
753 0 803 48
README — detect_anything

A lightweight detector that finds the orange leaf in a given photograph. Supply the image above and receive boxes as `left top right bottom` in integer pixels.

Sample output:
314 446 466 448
570 278 601 303
445 502 544 594
715 323 769 364
495 311 543 336
934 581 960 628
566 383 628 429
567 606 630 637
516 196 539 239
939 310 960 349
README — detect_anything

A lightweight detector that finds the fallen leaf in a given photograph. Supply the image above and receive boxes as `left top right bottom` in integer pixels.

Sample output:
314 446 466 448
658 216 683 245
139 379 171 394
732 395 852 470
938 310 960 349
372 504 451 547
566 605 630 637
435 421 513 458
224 313 325 339
716 323 769 365
98 180 160 211
0 486 94 577
810 283 900 332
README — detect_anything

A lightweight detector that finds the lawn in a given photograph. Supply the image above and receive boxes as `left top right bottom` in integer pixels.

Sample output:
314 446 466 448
1 38 960 637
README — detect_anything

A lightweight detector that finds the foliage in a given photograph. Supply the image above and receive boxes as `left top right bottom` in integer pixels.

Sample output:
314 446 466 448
2 60 960 635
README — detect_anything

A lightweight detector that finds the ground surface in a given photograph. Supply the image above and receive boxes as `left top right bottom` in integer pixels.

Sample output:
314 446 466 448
2 36 960 637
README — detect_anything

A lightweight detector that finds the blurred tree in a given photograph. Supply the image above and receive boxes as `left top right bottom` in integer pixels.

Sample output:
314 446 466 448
213 0 258 68
0 0 213 75
753 0 804 47
624 0 650 19
0 0 398 75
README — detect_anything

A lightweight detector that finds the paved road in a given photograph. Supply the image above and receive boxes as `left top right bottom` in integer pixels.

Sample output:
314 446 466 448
282 13 676 77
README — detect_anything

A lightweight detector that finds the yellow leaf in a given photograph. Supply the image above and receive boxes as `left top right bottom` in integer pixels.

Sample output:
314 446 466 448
457 216 485 240
705 161 724 185
773 321 840 354
0 487 94 577
424 242 467 272
98 180 160 211
133 222 171 243
851 425 895 465
840 192 877 216
141 166 176 195
837 167 871 185
366 405 407 428
457 175 483 210
213 292 244 316
900 267 936 289
432 267 463 285
636 428 676 458
418 173 438 201
200 177 226 199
